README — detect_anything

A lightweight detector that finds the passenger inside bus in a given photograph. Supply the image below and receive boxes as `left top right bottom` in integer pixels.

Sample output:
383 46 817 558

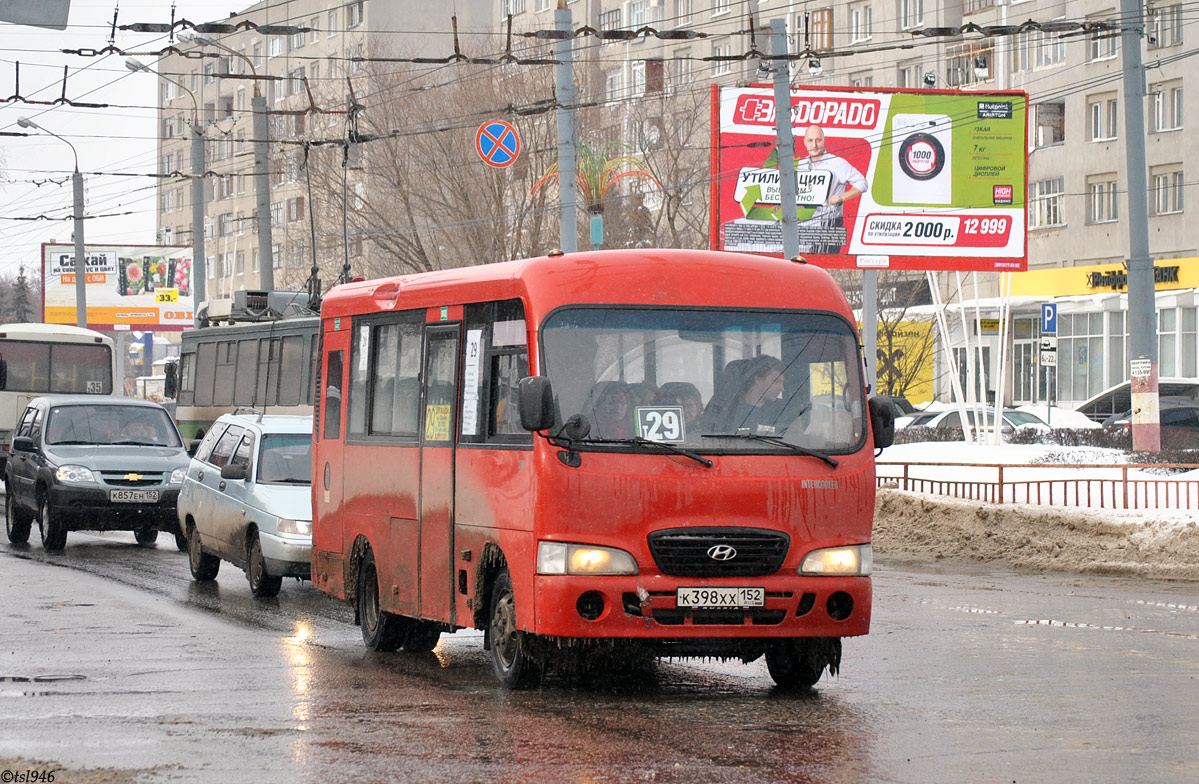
627 381 659 408
654 382 704 435
584 380 633 439
699 355 786 435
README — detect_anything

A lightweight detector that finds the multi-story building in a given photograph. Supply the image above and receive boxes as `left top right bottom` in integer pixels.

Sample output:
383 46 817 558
153 0 493 300
154 1 1197 409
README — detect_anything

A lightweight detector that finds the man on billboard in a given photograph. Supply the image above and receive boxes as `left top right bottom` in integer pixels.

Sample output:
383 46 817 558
796 125 868 254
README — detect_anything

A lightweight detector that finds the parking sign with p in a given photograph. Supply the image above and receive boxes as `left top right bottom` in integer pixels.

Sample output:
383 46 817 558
1041 303 1057 334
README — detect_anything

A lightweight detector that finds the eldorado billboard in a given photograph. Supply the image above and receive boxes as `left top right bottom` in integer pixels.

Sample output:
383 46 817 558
712 85 1028 271
41 244 194 330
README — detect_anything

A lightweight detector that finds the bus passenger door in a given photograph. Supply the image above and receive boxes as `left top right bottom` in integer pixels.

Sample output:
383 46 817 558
313 324 349 594
418 326 459 624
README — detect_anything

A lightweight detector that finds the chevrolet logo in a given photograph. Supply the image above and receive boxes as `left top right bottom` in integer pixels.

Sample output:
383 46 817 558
124 473 143 481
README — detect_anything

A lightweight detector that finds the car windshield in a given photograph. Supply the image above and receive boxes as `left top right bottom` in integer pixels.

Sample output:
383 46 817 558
540 308 866 454
257 433 312 484
1004 410 1045 426
45 405 181 447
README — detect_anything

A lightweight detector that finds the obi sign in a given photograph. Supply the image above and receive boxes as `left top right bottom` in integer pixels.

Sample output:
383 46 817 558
41 243 194 330
712 85 1029 271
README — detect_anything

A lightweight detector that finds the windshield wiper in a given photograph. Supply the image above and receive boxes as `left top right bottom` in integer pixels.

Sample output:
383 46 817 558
583 436 713 468
47 440 92 445
109 440 159 447
701 432 838 468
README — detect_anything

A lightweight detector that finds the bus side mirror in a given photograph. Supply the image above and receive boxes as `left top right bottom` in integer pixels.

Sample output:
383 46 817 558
518 376 555 432
163 361 178 399
868 396 896 450
0 357 6 391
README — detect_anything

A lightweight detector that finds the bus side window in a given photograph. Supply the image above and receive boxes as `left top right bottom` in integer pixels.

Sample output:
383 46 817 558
323 350 344 440
462 299 530 445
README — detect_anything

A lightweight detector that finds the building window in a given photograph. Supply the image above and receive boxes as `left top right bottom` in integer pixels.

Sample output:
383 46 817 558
1030 177 1065 229
1151 83 1184 132
1152 168 1184 215
599 8 620 30
291 29 305 51
630 60 646 96
348 43 364 75
1036 30 1066 68
900 0 923 30
310 18 320 44
1087 177 1119 224
235 251 245 276
1148 4 1182 49
897 61 923 89
1183 308 1198 377
1033 102 1065 148
850 71 873 88
287 197 305 222
346 1 364 28
605 69 623 102
270 202 283 227
676 0 693 25
269 36 284 58
810 8 833 53
1088 96 1118 141
963 0 994 13
500 0 526 16
1088 26 1118 61
673 48 693 87
712 0 731 16
629 0 659 27
947 42 993 86
711 42 731 76
849 3 872 43
327 9 338 36
289 67 306 95
536 0 551 11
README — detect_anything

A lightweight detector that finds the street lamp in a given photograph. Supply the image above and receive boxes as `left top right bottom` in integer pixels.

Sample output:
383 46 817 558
180 31 274 292
126 57 207 321
18 117 87 328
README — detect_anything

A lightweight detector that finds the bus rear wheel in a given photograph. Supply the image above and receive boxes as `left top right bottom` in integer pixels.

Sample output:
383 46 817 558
488 568 542 690
357 550 407 651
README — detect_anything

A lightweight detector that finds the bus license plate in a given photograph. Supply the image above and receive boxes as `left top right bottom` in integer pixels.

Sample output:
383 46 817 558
676 587 765 609
109 489 159 503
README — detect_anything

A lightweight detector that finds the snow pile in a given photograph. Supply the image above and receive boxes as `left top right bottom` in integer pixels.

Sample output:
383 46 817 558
873 442 1199 580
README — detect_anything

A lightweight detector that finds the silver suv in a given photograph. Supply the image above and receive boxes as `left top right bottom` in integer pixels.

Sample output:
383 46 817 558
177 413 312 597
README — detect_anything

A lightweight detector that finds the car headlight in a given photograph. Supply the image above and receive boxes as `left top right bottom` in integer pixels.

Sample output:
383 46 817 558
537 541 638 575
55 465 96 484
800 544 872 576
276 518 311 536
169 467 187 484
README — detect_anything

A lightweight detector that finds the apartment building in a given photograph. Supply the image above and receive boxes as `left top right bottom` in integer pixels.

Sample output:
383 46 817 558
153 0 492 300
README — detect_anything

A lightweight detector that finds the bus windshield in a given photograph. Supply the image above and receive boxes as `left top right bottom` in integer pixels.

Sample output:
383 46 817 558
1 341 112 394
541 308 866 453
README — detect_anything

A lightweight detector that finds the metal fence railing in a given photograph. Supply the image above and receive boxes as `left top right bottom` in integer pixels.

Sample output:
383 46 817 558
875 462 1199 511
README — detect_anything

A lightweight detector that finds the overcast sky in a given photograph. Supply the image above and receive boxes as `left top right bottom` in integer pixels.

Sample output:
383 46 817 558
0 2 240 283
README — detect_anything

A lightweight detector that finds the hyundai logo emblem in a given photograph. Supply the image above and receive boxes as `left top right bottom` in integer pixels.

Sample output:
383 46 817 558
707 544 737 561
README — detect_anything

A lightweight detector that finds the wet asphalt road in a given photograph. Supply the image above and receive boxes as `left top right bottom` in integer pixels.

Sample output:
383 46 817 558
1 529 1198 784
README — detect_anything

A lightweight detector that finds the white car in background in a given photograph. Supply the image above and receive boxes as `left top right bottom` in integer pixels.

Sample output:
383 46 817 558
920 408 1050 436
177 413 313 597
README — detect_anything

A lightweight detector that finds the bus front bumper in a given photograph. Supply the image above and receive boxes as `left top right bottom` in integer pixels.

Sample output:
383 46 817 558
531 574 871 640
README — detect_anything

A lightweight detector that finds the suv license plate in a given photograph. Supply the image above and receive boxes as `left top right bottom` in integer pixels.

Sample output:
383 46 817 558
110 489 159 503
676 587 765 609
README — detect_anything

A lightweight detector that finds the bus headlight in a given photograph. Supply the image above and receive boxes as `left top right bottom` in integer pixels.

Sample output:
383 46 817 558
800 544 872 576
276 518 311 536
169 468 187 484
537 541 638 575
55 465 96 484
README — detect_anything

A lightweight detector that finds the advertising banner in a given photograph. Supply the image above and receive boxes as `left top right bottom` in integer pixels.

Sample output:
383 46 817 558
713 85 1028 271
41 244 194 330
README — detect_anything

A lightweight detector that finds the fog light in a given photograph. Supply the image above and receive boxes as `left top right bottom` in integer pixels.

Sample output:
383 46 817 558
577 591 605 621
827 591 854 621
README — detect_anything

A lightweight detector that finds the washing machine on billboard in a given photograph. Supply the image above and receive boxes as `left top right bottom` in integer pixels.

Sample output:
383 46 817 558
891 113 953 205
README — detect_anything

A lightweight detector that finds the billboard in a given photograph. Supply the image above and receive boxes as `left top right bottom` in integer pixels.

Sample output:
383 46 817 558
712 85 1028 271
41 244 194 330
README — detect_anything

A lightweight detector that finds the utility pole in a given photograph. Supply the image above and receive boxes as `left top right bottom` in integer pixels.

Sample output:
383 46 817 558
1119 0 1160 451
253 92 274 291
554 0 578 253
769 18 799 261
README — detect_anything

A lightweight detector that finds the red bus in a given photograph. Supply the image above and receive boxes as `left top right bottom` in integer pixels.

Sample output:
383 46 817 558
312 248 894 689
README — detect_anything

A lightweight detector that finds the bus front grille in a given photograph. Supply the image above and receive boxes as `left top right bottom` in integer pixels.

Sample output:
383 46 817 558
647 527 790 577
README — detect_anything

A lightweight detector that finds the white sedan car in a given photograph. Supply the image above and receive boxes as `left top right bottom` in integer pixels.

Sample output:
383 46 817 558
921 408 1050 436
177 413 313 597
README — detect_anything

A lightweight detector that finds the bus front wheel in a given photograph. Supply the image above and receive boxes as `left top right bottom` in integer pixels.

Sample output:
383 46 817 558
488 568 542 690
357 550 407 652
765 639 837 690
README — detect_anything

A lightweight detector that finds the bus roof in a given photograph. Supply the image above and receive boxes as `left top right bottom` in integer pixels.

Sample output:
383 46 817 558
320 249 853 323
0 323 114 343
